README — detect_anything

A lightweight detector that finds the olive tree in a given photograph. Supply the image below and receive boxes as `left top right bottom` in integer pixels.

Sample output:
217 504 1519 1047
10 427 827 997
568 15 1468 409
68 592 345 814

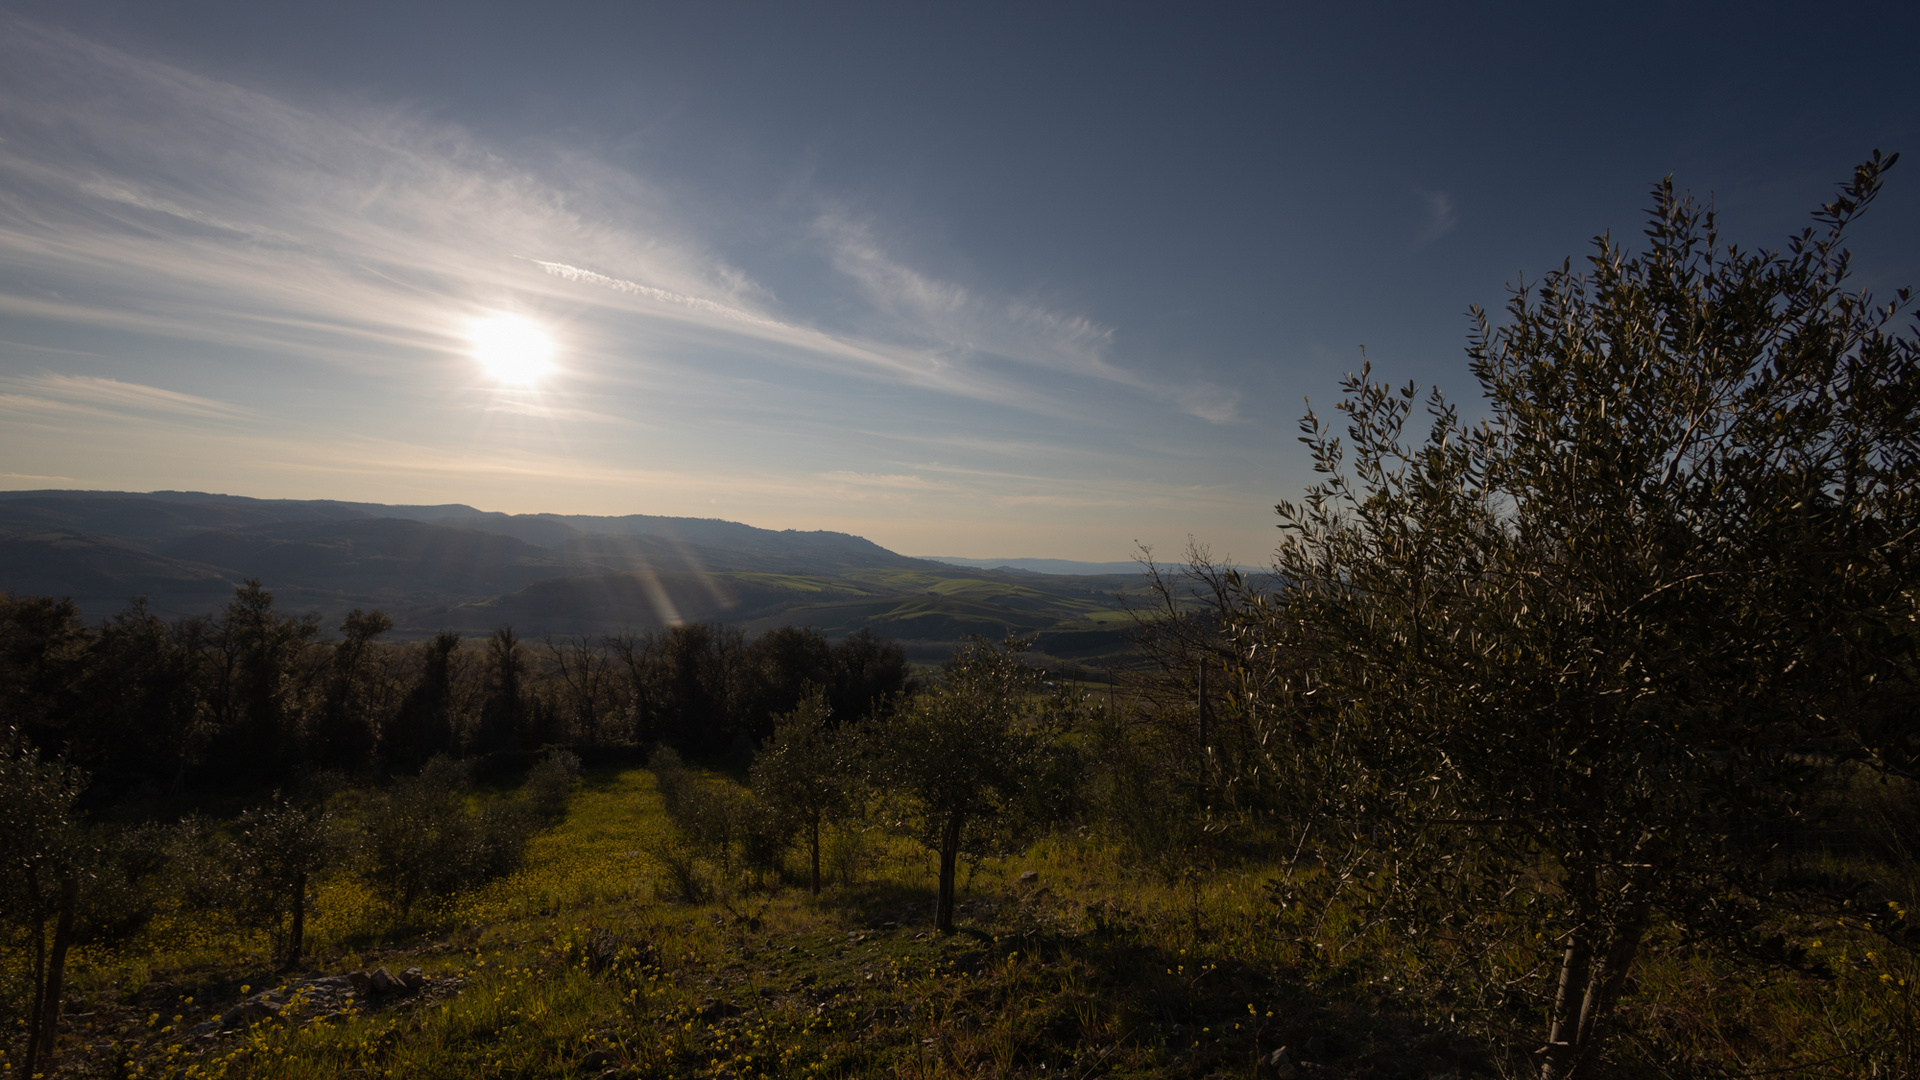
225 793 341 969
750 691 856 895
0 728 85 1076
880 638 1078 933
1225 154 1917 1078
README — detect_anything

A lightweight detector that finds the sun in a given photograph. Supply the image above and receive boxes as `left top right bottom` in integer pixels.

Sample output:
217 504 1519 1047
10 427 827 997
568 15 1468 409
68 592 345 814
470 313 558 386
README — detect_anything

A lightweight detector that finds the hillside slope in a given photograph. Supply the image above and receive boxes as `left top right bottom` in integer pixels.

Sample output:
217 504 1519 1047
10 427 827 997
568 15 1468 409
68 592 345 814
0 491 1148 665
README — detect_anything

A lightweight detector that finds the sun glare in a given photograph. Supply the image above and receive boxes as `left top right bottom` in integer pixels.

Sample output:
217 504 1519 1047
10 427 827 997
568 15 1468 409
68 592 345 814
470 313 558 386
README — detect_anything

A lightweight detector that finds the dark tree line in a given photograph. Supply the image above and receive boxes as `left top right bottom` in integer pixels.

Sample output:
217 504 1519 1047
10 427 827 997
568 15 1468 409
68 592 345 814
0 580 911 795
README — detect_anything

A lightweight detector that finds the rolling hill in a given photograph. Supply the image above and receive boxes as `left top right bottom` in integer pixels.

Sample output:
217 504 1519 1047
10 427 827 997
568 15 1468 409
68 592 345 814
0 490 1154 667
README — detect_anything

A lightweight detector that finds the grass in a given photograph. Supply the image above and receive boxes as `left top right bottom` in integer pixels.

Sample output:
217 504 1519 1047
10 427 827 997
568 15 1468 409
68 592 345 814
718 574 865 596
12 768 1919 1079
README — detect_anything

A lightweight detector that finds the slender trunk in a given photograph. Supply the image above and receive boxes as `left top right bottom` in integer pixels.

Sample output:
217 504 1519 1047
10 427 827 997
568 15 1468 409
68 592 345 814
935 813 963 934
1566 864 1657 1078
23 869 46 1079
287 870 307 969
33 876 79 1068
1540 937 1592 1080
809 815 821 897
1541 867 1596 1080
1542 857 1657 1080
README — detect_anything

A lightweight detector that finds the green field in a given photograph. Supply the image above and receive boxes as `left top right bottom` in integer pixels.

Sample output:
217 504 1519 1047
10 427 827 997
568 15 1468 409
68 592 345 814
18 765 1916 1080
722 568 1155 666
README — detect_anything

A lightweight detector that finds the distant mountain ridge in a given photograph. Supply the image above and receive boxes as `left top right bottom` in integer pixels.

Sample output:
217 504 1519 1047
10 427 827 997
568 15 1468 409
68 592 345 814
920 556 1148 576
921 555 1263 577
0 490 909 563
0 490 1150 667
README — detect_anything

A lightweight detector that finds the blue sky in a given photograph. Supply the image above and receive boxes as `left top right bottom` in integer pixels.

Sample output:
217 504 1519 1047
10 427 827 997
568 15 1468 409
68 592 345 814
1 1 1914 561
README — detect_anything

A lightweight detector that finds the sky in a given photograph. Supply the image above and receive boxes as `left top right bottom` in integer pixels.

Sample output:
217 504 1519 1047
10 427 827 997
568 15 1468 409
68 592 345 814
0 2 1915 562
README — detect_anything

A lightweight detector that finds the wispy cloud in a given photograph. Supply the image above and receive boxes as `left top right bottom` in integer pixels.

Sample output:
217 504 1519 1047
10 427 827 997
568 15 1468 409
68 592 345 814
815 212 1111 373
816 471 944 492
1173 384 1242 424
530 261 778 328
0 373 249 420
814 212 1243 423
0 17 1220 428
1411 188 1459 250
0 15 1277 558
525 257 939 385
454 393 637 426
0 17 767 375
29 374 248 418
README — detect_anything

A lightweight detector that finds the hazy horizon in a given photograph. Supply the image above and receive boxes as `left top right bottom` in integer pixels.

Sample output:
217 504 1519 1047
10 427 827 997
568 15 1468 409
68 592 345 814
2 2 1914 562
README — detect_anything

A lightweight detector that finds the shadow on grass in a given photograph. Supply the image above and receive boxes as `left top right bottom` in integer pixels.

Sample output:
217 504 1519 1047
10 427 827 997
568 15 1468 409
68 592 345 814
982 914 1500 1077
576 762 650 792
814 880 941 928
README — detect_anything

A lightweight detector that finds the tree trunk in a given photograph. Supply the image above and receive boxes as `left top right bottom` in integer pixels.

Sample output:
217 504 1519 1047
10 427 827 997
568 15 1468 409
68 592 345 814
809 815 822 896
22 870 47 1079
32 876 79 1070
1541 861 1654 1080
935 813 963 934
1540 868 1595 1080
1566 863 1657 1077
1540 936 1592 1080
287 870 307 969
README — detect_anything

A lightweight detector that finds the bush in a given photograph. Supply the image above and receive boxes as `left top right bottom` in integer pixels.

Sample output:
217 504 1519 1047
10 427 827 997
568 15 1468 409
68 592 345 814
360 756 532 917
648 746 689 814
523 748 581 820
224 793 341 966
1083 706 1207 877
669 780 738 875
733 792 792 888
74 821 170 945
823 821 871 889
645 834 712 904
648 745 786 889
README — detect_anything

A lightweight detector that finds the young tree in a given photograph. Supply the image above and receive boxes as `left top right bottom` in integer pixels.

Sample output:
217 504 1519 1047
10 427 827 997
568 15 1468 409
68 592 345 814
361 757 530 917
523 747 582 821
750 691 856 894
225 792 340 968
881 638 1076 933
0 728 86 1076
1226 155 1918 1078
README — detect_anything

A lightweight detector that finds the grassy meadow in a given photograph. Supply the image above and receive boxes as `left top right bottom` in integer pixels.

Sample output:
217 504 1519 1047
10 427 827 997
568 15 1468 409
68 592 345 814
8 759 1918 1080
